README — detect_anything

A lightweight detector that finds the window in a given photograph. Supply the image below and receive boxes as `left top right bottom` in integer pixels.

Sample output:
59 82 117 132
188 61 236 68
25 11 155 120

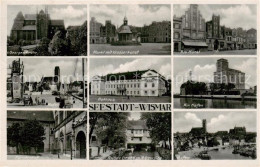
144 83 147 87
174 32 180 39
139 137 142 141
152 83 155 87
145 91 147 94
152 91 155 94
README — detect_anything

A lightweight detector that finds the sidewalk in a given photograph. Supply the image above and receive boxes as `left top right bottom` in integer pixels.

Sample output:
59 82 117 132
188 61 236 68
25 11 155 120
90 147 114 160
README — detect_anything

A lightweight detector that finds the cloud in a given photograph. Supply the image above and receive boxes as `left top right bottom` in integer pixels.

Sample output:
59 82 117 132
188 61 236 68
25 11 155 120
173 4 256 30
51 6 87 19
233 58 257 88
90 4 170 27
159 63 171 80
208 114 226 127
8 58 85 84
90 64 115 79
207 112 256 132
211 5 256 30
50 5 87 27
174 112 256 133
184 112 201 123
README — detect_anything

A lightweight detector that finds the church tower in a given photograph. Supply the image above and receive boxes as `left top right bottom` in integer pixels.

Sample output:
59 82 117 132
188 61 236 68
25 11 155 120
202 119 207 133
37 8 49 40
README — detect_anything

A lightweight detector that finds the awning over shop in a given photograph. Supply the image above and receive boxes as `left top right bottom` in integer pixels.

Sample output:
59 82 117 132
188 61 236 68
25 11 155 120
182 41 208 47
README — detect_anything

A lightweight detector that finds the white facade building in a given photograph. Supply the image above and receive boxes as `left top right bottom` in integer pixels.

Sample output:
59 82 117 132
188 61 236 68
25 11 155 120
91 69 167 96
125 120 152 149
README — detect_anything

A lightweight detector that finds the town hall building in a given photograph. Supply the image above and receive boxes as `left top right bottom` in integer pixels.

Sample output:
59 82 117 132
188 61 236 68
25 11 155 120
91 69 167 96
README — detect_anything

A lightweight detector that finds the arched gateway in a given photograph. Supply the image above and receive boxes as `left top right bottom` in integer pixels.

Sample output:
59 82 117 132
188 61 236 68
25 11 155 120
76 131 86 158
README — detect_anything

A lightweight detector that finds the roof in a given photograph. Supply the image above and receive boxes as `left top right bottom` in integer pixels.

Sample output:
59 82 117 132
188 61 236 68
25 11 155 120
183 41 208 47
50 20 65 26
118 25 132 34
22 25 36 31
24 14 36 20
12 12 24 30
105 69 157 81
7 111 55 122
127 120 148 130
41 77 55 83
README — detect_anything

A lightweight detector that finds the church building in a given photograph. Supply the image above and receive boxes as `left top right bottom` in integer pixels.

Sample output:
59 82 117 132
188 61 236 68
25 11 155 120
11 8 65 43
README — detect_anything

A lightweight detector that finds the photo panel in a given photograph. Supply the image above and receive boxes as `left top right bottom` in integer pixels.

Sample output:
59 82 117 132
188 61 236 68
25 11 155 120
89 111 172 160
7 5 88 56
174 111 257 160
90 4 171 55
7 58 88 109
173 57 257 109
7 110 87 160
89 57 172 112
173 4 257 55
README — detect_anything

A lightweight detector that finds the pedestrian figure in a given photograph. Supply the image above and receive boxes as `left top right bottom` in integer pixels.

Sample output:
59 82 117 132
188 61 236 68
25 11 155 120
29 96 33 106
131 147 134 154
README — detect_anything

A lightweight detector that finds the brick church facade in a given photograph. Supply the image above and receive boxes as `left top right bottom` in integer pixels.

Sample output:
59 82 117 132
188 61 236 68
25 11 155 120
11 8 65 43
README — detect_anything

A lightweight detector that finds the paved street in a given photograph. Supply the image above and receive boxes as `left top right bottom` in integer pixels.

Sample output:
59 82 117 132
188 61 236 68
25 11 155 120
7 94 84 108
7 153 83 160
90 95 171 103
175 49 256 55
90 43 171 55
90 147 114 160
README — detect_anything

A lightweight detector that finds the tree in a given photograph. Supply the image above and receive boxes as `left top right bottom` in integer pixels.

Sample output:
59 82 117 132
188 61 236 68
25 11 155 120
207 137 220 147
7 123 21 154
19 120 45 154
180 80 207 95
49 31 68 56
141 112 172 150
34 37 51 56
89 112 129 148
225 83 235 94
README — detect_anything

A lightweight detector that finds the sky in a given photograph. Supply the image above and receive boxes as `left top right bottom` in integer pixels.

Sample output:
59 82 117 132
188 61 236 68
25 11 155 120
89 58 171 81
90 4 170 27
174 111 256 133
129 112 141 121
173 4 256 30
8 5 88 36
7 58 87 83
174 57 257 94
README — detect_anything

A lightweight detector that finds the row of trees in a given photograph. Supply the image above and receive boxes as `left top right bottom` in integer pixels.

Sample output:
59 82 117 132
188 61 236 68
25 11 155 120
181 80 237 95
7 120 45 155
